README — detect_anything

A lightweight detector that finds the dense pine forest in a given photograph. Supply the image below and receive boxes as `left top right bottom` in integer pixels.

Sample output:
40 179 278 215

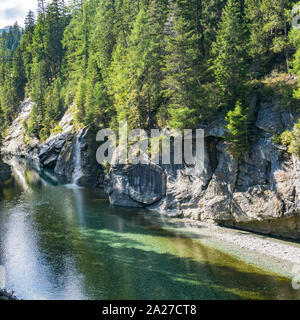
0 0 299 157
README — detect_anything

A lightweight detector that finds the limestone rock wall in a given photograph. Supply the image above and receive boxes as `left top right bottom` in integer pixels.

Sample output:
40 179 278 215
1 98 40 159
1 100 104 187
105 102 300 239
1 97 299 239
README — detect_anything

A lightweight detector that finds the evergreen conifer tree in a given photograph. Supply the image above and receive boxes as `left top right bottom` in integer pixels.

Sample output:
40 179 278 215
212 0 249 108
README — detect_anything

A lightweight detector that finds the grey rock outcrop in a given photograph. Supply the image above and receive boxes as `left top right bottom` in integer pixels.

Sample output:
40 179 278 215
105 102 300 239
49 125 104 187
255 102 297 133
1 98 40 159
1 100 104 187
255 103 284 133
106 160 167 208
1 96 299 239
54 127 87 183
38 109 75 170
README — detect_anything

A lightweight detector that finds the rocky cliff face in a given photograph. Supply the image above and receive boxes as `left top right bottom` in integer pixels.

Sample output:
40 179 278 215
1 98 299 239
1 99 40 159
38 108 104 187
1 99 104 187
105 102 300 240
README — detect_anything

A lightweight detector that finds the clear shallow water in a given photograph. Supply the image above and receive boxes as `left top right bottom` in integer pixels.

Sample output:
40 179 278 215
0 159 299 300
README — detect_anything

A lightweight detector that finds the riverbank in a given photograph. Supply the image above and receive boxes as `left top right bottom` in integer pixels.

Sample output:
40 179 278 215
147 213 300 280
2 97 299 241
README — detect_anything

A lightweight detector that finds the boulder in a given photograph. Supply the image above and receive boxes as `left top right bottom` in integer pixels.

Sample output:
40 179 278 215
105 160 167 208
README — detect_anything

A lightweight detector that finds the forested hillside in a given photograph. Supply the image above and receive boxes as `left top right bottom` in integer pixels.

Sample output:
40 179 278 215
0 0 299 157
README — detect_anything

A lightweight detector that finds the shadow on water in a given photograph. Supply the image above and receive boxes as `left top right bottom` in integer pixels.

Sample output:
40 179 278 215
0 158 299 300
68 225 300 300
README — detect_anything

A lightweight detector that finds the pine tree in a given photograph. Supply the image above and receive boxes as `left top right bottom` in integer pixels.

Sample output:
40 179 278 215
89 0 118 78
45 0 67 78
109 0 168 129
25 10 36 33
290 17 300 99
0 0 299 146
63 0 97 90
12 46 26 103
162 0 207 129
246 0 297 73
84 54 112 128
212 0 249 108
225 100 252 158
201 0 227 57
20 11 36 81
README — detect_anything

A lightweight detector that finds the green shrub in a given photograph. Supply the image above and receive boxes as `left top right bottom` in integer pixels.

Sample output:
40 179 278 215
225 100 254 159
277 120 300 157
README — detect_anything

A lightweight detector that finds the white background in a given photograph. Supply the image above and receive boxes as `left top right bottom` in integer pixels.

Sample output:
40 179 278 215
0 0 37 28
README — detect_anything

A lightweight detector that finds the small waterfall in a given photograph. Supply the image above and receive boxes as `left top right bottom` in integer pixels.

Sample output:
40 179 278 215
72 129 87 186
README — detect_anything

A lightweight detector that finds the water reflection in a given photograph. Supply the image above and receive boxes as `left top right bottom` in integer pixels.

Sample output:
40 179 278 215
0 158 299 300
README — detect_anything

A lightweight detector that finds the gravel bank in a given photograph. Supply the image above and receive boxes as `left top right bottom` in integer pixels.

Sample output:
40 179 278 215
150 214 300 279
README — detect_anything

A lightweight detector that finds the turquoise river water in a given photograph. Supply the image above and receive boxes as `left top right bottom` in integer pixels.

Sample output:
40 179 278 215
0 159 299 300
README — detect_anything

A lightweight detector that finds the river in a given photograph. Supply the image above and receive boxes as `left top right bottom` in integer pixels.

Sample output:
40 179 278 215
0 158 299 300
